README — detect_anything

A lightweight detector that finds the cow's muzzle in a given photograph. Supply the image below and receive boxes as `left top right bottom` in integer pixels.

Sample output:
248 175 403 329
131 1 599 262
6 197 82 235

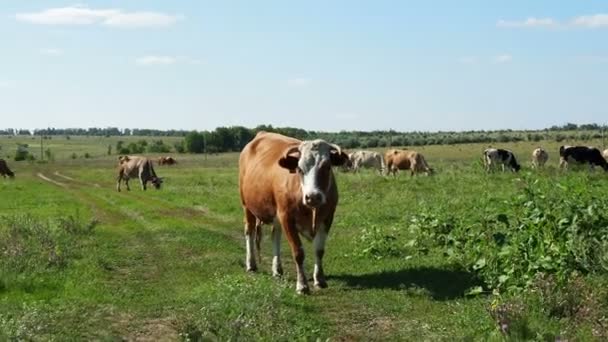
303 192 325 208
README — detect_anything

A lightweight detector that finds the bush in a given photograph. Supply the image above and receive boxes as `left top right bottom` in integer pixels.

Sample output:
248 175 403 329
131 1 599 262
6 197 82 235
408 176 608 294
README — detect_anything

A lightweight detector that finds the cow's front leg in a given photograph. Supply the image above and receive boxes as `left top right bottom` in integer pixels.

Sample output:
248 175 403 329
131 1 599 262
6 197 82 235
313 225 328 288
125 178 131 191
278 211 309 294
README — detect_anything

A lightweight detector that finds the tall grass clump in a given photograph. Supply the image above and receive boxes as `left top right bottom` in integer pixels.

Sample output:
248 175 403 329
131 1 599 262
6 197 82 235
0 214 97 293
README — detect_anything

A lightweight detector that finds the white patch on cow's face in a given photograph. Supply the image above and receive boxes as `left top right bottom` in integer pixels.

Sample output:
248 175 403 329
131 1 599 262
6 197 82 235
296 140 333 208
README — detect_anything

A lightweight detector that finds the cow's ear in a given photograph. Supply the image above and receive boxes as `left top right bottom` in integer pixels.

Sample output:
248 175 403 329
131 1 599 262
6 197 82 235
278 147 300 173
330 151 349 166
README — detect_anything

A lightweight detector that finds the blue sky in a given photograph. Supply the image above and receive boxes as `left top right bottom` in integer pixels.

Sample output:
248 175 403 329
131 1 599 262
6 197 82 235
1 1 607 132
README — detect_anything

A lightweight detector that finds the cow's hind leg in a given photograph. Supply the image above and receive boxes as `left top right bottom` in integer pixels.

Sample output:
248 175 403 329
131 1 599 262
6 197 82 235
271 220 283 277
244 209 258 272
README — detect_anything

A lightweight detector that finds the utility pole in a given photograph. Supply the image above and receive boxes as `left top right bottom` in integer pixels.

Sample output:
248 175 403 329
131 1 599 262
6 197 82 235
40 133 43 161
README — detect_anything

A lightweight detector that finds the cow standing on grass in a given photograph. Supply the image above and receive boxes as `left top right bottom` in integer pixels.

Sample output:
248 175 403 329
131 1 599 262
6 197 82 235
531 147 549 169
384 149 433 176
0 159 15 178
239 131 348 294
483 148 521 172
559 145 608 171
116 156 163 191
348 150 386 174
158 156 177 166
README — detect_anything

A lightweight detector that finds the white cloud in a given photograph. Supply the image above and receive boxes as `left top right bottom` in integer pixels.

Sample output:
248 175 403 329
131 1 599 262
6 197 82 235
0 81 10 88
16 6 180 28
135 56 177 66
40 48 63 56
493 54 513 64
570 14 608 28
135 55 202 66
498 14 608 29
287 78 311 87
497 17 556 28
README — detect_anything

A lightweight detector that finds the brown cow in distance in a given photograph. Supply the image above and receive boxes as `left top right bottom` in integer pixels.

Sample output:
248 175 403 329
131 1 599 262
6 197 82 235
0 159 15 178
385 149 433 176
239 131 349 294
117 156 163 191
158 156 177 165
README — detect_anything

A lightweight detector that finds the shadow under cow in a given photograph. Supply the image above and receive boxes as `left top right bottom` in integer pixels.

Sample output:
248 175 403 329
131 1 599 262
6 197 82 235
329 266 482 300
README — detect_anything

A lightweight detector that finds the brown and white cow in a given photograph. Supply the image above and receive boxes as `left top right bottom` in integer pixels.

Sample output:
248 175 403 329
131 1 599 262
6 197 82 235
348 150 385 174
116 156 163 191
158 156 177 165
559 145 608 171
531 147 549 169
0 159 15 178
239 131 348 294
483 148 521 172
384 149 433 176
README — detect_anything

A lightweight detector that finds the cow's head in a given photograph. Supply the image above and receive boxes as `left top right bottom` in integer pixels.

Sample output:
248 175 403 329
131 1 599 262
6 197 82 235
118 155 130 164
278 139 348 208
510 159 521 172
151 177 163 189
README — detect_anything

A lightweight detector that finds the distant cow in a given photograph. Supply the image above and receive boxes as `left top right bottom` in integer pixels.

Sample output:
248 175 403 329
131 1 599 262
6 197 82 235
384 149 433 176
559 145 608 171
239 131 348 294
158 156 177 166
116 156 163 191
603 149 608 160
531 147 549 169
348 150 385 173
0 159 15 178
483 148 521 172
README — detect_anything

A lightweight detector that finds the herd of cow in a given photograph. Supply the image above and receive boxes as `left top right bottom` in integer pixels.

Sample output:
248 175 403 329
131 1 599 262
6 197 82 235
2 133 608 294
341 145 608 175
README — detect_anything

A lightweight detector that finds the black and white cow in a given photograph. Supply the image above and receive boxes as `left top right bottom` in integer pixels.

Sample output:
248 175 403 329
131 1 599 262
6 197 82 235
483 148 521 172
559 145 608 171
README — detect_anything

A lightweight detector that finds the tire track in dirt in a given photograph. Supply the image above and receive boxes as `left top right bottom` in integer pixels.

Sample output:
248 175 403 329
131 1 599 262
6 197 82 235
37 171 242 242
37 172 68 188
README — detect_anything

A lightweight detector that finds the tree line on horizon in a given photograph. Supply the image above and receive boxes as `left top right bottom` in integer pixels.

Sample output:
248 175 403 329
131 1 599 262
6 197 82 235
1 123 607 155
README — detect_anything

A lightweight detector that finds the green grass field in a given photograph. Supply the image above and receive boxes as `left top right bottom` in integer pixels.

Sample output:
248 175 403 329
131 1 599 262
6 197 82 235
1 137 608 340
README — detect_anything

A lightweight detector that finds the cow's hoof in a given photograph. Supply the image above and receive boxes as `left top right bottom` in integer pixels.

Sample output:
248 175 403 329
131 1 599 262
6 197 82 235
272 267 283 277
296 286 310 295
246 266 257 273
314 280 328 289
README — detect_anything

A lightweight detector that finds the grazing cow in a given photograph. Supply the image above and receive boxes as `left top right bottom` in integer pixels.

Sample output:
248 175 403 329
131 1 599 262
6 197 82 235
239 131 348 294
384 149 433 176
0 159 15 178
348 150 385 173
483 148 521 172
158 156 177 166
531 147 549 169
116 156 163 191
559 145 608 171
